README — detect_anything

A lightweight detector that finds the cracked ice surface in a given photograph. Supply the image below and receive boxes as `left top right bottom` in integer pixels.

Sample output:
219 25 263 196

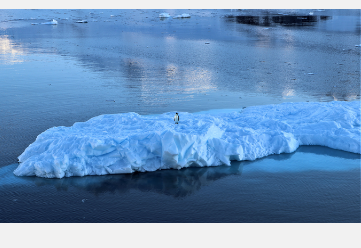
14 101 361 178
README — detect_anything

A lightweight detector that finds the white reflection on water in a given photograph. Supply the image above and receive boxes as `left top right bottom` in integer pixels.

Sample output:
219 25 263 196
0 35 25 64
182 66 216 93
282 88 295 97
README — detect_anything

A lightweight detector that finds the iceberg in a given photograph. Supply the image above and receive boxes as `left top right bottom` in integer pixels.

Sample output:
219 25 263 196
14 101 361 178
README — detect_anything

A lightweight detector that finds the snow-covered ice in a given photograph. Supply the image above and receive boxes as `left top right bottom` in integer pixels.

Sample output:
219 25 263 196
159 13 171 18
14 101 361 178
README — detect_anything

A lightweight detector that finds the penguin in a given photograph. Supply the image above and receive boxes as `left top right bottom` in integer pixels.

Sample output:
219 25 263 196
174 112 179 124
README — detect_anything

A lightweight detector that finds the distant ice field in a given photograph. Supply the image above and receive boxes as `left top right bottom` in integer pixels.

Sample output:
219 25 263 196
14 101 361 178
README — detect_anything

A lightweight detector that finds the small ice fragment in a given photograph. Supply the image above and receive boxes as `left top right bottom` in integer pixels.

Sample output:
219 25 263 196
205 42 210 44
41 19 58 25
82 199 87 203
76 20 88 23
173 13 191 19
308 73 314 75
159 13 171 18
355 44 361 47
110 15 114 17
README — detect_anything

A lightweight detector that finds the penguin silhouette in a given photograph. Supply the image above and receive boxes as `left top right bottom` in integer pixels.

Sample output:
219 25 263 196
174 112 179 124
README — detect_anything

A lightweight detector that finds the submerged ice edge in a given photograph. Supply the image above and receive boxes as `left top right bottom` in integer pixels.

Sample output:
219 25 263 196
14 101 361 179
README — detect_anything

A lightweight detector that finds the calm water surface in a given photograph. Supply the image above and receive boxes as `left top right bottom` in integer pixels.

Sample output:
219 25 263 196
0 146 360 223
0 9 360 222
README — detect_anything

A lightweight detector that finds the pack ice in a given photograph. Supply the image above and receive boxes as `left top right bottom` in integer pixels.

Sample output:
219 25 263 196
14 101 361 178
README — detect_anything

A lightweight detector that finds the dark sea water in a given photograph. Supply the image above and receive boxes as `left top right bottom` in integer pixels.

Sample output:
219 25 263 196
0 146 360 223
0 9 360 223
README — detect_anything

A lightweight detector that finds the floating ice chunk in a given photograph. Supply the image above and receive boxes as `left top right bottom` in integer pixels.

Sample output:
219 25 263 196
173 13 191 19
41 19 58 25
76 20 88 23
159 13 171 18
14 101 361 178
308 73 314 75
355 44 361 47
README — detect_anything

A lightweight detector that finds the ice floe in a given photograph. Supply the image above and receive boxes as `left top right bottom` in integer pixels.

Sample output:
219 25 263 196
173 14 191 19
159 13 171 18
42 19 58 25
14 101 361 178
32 19 58 25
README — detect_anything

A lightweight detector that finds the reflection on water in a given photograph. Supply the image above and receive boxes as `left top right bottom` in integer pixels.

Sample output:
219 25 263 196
224 9 360 32
22 162 244 198
225 14 323 27
245 146 361 173
0 35 26 64
0 145 359 223
2 146 358 198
